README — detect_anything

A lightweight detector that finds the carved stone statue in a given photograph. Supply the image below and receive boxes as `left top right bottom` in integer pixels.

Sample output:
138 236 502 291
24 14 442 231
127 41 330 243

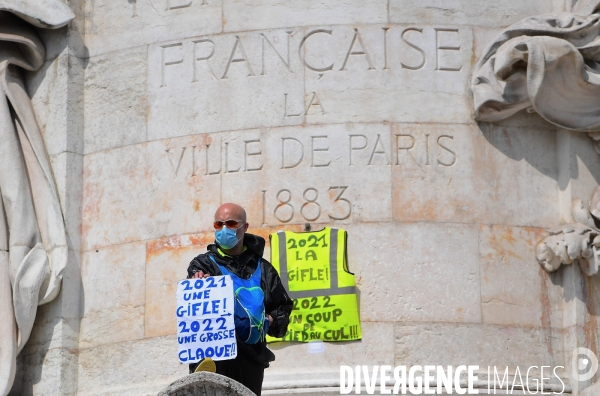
536 187 600 275
471 0 600 138
0 1 73 395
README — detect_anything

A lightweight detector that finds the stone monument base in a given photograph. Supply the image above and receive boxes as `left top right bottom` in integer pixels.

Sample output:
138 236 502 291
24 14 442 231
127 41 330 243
158 372 256 396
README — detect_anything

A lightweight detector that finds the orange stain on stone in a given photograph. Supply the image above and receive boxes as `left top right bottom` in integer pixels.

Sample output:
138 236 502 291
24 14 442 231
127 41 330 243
146 225 303 258
483 226 520 261
481 226 549 270
82 176 104 245
495 226 517 246
147 232 213 260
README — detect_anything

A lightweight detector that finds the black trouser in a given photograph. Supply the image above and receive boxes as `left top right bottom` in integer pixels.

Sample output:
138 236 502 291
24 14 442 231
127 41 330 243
189 351 265 396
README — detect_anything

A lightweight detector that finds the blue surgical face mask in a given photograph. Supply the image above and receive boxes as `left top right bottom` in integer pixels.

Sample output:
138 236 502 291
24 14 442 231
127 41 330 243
215 225 242 249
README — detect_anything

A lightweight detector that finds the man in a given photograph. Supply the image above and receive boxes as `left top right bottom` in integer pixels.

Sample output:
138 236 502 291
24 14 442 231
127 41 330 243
187 203 292 395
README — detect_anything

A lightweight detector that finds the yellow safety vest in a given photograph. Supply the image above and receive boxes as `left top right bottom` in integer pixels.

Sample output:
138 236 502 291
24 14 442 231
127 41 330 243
268 227 361 343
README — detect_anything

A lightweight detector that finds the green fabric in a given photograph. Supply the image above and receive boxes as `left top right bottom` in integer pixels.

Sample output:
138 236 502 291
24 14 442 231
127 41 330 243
217 245 247 257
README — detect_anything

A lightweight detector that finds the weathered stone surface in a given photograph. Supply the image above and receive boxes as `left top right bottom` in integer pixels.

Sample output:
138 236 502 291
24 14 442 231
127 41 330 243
26 55 81 156
389 0 565 27
78 336 187 395
18 347 78 396
80 242 146 348
145 235 206 338
394 322 563 369
23 309 79 359
223 0 387 32
83 0 222 57
347 222 481 323
570 131 600 203
82 134 221 250
158 372 255 396
479 225 550 327
84 47 148 154
392 122 560 227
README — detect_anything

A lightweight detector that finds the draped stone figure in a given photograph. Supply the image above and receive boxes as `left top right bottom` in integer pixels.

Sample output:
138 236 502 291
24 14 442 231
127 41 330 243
0 1 73 395
472 0 600 132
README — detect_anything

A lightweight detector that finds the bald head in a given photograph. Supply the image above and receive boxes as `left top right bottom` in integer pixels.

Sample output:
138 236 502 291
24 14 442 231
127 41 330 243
214 203 248 253
215 203 247 223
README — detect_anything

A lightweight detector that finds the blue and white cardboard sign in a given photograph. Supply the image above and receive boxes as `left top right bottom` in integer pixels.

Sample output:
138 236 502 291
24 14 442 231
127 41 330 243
176 276 237 364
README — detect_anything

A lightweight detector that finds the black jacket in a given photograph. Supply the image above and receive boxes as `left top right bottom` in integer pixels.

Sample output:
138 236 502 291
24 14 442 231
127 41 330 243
187 233 292 364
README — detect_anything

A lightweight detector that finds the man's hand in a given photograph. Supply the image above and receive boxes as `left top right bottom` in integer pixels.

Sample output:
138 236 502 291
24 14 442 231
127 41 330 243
193 272 272 324
192 271 210 279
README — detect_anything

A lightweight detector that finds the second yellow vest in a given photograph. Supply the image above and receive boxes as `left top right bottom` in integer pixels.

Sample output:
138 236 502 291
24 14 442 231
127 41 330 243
268 227 361 342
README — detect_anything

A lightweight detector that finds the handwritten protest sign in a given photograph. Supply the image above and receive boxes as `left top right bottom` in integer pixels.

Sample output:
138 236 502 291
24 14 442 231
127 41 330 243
176 276 237 364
